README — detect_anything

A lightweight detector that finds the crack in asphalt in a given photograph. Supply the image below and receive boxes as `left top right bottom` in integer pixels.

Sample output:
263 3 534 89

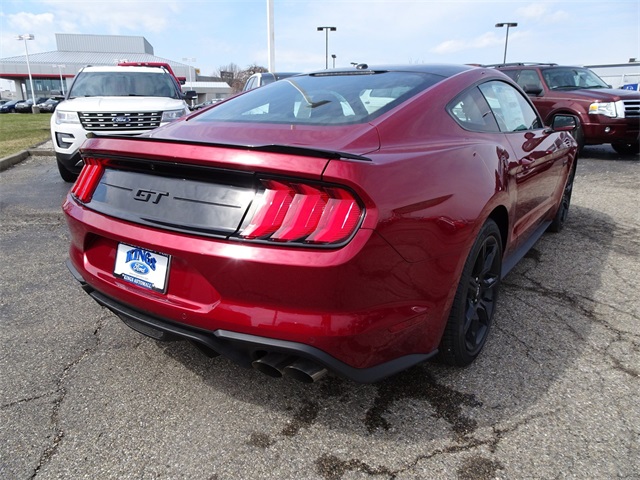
314 410 554 480
29 314 107 479
502 275 640 378
1 391 57 410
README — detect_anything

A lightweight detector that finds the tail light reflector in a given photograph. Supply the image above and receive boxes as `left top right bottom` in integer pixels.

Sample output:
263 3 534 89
240 180 362 245
305 188 361 244
240 181 294 239
71 157 104 203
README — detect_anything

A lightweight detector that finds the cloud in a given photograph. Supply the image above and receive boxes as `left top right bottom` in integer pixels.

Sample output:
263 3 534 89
39 0 179 35
431 39 467 55
2 12 57 57
517 3 548 19
8 11 55 32
517 3 568 23
431 32 502 54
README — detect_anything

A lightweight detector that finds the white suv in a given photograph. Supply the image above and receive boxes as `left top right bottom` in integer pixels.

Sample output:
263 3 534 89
52 64 191 181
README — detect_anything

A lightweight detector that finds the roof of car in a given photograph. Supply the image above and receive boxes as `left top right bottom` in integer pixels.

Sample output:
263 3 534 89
79 65 167 74
305 64 476 77
486 63 588 70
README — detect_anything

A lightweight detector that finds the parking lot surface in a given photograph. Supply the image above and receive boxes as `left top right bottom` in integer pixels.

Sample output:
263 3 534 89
0 147 638 479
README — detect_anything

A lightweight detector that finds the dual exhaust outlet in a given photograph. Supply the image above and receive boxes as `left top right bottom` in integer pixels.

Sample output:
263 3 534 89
252 353 328 383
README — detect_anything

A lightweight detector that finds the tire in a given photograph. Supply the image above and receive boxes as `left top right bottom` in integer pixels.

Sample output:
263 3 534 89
548 161 576 233
57 158 78 183
611 142 640 156
438 219 502 366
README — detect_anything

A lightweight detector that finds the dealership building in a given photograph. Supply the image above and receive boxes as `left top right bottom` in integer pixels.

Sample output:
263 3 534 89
0 33 231 103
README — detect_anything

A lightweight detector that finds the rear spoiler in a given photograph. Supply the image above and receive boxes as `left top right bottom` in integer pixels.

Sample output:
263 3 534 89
84 133 372 162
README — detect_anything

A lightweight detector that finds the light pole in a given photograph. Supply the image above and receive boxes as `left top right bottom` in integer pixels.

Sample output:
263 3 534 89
182 57 196 89
16 34 36 108
52 64 66 95
267 0 275 72
317 26 336 69
331 54 336 68
495 22 517 64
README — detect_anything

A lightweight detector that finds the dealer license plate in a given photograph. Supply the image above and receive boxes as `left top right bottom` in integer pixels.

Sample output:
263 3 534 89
113 243 170 293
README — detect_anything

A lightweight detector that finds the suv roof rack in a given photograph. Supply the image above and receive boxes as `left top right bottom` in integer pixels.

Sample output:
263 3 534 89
483 62 558 68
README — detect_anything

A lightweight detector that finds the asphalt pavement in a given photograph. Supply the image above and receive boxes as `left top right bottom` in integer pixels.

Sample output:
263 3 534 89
0 147 638 479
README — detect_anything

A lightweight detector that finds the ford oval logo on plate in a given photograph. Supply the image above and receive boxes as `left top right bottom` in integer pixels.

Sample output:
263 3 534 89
113 116 129 123
114 244 170 293
130 261 149 274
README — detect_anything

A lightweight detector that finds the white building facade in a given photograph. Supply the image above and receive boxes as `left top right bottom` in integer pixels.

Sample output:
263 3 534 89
0 33 231 101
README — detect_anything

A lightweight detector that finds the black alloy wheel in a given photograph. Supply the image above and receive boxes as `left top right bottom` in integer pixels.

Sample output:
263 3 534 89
548 161 576 233
439 219 502 366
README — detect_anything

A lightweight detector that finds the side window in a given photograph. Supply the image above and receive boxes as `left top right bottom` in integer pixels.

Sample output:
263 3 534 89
260 74 275 86
478 81 542 132
243 76 256 91
448 87 500 133
515 69 543 92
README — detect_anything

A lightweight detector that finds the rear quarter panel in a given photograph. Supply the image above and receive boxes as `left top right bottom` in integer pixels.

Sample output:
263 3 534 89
323 70 515 347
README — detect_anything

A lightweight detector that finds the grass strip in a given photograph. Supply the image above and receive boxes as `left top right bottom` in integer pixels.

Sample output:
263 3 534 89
0 113 52 158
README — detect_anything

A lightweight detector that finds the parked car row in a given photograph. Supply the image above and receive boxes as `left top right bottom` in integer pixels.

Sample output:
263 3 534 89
0 97 61 113
50 59 637 384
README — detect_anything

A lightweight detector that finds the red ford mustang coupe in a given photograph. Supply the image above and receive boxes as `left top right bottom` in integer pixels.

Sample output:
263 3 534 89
64 64 578 383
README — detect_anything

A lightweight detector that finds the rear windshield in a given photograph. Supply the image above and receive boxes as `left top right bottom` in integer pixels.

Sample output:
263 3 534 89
195 71 444 125
68 71 180 98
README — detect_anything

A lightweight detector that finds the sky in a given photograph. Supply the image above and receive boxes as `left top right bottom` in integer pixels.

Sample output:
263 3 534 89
1 0 639 88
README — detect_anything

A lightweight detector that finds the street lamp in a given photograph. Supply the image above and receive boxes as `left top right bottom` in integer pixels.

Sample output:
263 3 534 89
317 26 336 69
182 57 196 89
331 54 337 68
52 64 66 95
16 34 36 108
495 22 517 64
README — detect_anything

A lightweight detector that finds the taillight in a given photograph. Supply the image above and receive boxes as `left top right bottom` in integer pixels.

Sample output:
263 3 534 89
240 180 362 245
71 157 104 203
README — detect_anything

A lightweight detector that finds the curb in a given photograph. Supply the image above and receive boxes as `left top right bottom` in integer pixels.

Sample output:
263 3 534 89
0 142 55 173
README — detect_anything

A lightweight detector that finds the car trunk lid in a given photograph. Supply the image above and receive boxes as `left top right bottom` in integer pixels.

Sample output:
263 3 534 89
77 124 378 241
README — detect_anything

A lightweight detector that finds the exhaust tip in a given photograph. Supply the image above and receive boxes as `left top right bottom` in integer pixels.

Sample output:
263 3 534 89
252 353 296 378
283 359 328 383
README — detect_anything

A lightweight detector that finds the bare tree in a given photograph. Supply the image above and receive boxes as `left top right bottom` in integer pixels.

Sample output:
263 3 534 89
214 63 242 86
215 63 269 93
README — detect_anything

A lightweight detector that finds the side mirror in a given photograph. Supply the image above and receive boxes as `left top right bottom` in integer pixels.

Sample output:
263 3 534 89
523 84 543 96
183 90 197 100
51 90 65 100
551 115 577 132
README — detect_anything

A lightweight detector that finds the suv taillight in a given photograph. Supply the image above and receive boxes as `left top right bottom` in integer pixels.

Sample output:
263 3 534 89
240 179 362 245
71 157 104 203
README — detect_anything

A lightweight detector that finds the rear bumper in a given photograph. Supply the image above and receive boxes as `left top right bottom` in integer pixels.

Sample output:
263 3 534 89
67 259 435 383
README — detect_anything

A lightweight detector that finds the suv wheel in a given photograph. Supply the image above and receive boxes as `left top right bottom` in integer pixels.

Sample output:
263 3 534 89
611 142 640 156
57 159 79 183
